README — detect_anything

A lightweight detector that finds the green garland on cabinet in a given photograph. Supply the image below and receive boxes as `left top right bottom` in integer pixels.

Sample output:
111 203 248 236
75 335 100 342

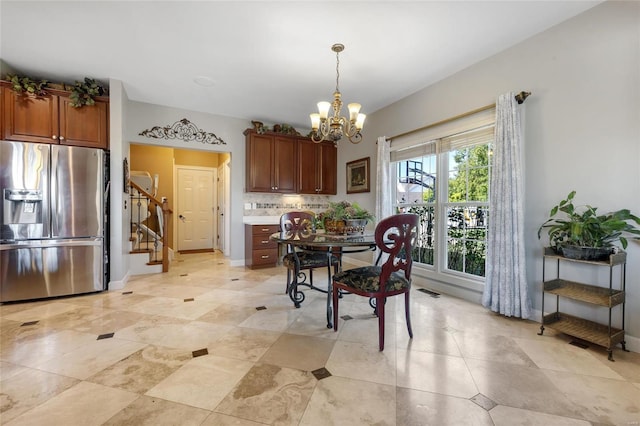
4 73 107 108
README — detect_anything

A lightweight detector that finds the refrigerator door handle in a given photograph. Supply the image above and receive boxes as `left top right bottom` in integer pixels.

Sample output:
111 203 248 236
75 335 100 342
0 238 102 251
51 145 59 237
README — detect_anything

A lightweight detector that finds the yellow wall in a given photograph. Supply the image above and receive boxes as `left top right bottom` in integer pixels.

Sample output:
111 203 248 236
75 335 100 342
174 149 219 167
130 144 220 249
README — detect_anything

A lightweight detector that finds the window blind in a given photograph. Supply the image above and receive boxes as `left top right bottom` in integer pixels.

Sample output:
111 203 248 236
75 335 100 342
390 106 495 155
390 140 436 162
440 125 494 153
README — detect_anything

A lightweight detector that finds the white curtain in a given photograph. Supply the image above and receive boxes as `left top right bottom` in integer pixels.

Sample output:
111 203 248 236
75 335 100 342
482 92 532 318
375 136 392 263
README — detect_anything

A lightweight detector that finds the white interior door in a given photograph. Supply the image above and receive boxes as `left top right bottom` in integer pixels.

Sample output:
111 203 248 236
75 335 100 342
177 167 215 251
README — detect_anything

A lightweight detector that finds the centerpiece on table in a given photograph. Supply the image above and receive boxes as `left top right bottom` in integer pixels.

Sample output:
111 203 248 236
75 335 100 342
318 201 375 235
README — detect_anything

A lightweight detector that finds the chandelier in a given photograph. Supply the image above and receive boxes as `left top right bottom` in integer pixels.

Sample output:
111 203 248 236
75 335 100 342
309 43 366 144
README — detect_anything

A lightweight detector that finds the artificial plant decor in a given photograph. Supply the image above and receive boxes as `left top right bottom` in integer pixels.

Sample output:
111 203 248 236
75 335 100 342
319 201 375 222
318 201 374 234
6 73 49 96
69 77 106 107
4 73 108 108
538 191 640 259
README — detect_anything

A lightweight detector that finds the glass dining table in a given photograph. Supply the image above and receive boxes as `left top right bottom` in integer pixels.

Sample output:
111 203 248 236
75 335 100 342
270 230 377 328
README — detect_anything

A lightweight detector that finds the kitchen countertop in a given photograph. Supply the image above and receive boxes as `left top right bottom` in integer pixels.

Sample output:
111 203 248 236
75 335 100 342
242 216 281 225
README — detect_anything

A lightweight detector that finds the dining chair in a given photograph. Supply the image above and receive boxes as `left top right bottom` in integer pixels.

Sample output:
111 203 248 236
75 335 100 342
280 211 340 308
332 213 418 351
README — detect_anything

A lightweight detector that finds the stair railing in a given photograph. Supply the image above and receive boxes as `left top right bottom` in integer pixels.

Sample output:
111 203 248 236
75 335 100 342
128 180 173 272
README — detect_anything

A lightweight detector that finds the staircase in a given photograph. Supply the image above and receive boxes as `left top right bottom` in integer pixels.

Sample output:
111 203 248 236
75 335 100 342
128 180 172 274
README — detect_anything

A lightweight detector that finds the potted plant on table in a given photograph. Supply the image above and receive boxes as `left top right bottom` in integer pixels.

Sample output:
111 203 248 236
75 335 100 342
318 201 375 235
537 191 640 260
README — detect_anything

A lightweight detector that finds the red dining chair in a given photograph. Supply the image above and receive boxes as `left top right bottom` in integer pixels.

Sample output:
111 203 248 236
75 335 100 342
280 211 340 308
332 213 418 351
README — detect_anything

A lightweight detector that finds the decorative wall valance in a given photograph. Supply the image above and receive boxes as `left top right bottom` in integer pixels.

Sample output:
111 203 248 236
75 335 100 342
139 118 226 145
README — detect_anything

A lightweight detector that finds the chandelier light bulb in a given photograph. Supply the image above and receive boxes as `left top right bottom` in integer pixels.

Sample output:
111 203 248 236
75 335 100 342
310 113 321 131
348 103 361 121
317 102 331 120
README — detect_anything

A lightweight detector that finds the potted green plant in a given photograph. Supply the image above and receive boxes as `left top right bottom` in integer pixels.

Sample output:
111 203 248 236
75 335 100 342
538 191 640 260
318 201 374 234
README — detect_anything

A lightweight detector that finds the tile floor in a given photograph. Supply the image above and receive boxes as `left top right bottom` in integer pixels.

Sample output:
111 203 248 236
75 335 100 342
1 251 639 426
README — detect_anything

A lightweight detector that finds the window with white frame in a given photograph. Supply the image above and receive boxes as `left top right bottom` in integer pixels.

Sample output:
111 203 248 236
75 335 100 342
391 117 494 282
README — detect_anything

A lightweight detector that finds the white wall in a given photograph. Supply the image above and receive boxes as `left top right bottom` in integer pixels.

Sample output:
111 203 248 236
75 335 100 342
123 101 249 264
107 79 130 289
357 1 640 346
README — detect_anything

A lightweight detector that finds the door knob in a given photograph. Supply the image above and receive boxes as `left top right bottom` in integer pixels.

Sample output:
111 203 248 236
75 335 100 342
179 214 186 222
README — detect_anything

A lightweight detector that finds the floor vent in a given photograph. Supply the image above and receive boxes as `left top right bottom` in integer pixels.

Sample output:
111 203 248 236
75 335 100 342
569 340 589 349
418 288 440 298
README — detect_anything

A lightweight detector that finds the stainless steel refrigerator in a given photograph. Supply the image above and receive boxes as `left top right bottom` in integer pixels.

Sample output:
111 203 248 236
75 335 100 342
0 141 106 302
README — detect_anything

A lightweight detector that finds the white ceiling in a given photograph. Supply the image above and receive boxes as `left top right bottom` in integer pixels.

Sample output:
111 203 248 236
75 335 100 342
1 1 602 132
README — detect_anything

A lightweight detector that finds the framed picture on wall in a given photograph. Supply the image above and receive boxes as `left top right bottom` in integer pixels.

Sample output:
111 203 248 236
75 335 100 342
346 157 370 194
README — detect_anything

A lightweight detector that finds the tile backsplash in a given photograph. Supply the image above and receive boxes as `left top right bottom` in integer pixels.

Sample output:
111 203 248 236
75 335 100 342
243 193 331 217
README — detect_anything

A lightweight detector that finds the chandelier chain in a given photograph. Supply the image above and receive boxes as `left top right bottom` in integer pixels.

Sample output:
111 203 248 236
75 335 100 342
335 50 340 93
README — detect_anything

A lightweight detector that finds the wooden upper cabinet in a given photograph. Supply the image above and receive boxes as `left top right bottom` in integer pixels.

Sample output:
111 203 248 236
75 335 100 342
245 130 297 193
318 141 337 194
298 139 337 195
298 139 318 194
1 83 109 149
246 133 275 192
272 136 297 193
244 128 337 195
2 89 59 144
58 95 109 148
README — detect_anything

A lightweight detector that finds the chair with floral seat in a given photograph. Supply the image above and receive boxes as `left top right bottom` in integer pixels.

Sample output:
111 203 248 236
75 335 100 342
332 213 418 351
280 211 340 308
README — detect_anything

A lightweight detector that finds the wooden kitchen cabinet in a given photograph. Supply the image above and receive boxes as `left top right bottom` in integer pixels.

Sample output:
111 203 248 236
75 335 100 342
1 83 109 149
297 138 337 195
244 224 280 269
245 129 297 193
2 87 58 144
58 95 109 149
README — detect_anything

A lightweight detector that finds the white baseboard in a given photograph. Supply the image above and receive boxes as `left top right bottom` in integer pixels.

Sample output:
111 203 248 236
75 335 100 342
230 259 245 267
624 335 640 353
107 271 129 291
413 278 482 304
